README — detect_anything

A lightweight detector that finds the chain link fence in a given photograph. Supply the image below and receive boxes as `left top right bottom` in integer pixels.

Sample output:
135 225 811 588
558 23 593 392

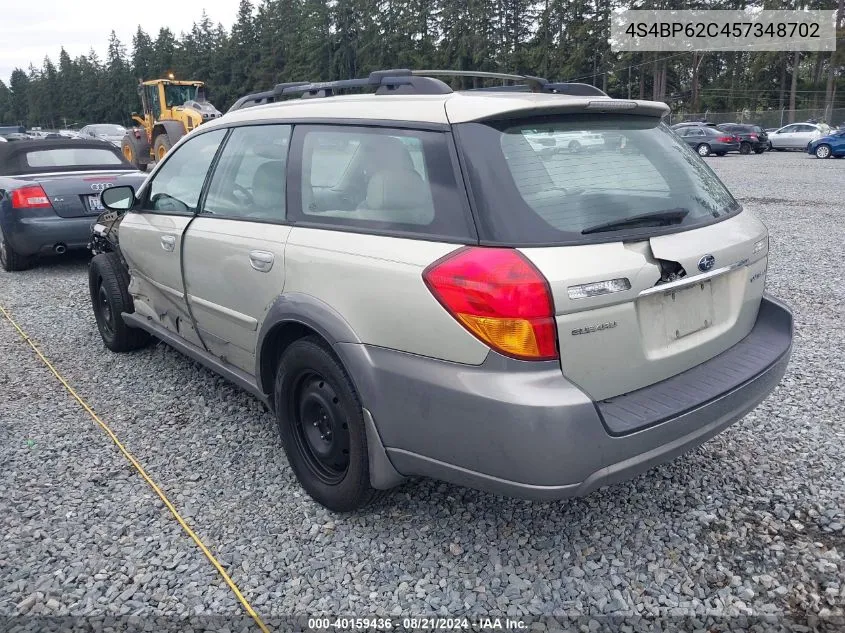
666 108 845 129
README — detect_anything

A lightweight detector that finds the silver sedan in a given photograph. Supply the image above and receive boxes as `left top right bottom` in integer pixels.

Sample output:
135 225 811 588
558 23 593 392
768 123 826 150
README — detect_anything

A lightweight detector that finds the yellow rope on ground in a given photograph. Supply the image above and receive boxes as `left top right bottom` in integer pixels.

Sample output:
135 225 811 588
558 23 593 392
0 304 271 633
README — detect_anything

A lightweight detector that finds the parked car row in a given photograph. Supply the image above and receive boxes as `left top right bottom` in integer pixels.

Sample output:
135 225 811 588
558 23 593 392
0 124 127 145
670 119 841 158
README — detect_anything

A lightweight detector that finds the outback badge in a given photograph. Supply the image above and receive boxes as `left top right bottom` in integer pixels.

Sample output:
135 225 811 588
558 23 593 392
698 254 716 272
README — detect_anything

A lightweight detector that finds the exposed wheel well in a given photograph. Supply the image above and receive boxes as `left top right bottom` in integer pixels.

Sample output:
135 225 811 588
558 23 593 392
259 321 328 401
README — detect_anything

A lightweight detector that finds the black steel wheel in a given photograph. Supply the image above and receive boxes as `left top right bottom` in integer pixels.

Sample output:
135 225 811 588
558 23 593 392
292 370 351 484
274 337 382 512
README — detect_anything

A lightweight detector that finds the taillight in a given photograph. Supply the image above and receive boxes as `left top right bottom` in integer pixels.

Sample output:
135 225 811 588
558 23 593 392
422 247 558 361
11 185 52 209
750 134 758 141
717 136 734 143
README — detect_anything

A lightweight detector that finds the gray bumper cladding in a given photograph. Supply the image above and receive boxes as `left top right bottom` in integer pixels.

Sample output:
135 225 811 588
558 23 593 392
337 295 793 500
597 296 794 436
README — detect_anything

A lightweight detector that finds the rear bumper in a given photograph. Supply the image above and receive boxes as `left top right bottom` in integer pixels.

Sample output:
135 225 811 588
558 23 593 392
0 210 95 256
338 296 793 499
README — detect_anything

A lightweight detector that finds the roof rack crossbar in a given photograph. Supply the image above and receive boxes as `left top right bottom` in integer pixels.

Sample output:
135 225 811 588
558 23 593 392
228 81 310 112
412 69 549 91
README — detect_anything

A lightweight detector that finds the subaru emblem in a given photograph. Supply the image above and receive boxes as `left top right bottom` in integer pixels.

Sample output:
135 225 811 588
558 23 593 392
698 254 716 272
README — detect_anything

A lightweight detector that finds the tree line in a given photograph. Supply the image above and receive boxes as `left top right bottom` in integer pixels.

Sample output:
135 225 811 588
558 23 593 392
0 0 843 128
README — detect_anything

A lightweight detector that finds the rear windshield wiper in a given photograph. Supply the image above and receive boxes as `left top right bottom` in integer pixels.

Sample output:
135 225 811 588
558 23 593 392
581 208 689 235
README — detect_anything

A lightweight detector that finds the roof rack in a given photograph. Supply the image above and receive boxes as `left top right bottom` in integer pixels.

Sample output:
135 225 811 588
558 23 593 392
227 69 609 112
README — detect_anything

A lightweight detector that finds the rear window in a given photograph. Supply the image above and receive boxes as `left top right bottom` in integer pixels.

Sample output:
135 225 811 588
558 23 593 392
25 147 125 168
456 115 740 246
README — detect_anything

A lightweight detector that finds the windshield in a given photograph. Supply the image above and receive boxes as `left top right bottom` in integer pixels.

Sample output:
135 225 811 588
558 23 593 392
456 115 740 246
165 84 199 107
91 125 126 136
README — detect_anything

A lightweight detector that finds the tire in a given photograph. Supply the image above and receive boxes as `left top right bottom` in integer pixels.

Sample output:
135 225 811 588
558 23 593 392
739 142 751 155
696 143 711 157
754 148 765 154
121 134 149 171
153 135 173 163
0 228 33 272
274 337 381 512
88 252 150 352
815 144 831 159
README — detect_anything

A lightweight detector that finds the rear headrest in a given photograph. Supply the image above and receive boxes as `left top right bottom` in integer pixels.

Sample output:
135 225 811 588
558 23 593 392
252 160 284 208
500 132 555 194
361 136 416 172
365 168 431 212
254 142 287 160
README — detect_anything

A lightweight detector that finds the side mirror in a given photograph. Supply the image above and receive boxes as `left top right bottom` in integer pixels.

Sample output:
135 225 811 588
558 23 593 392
101 185 136 211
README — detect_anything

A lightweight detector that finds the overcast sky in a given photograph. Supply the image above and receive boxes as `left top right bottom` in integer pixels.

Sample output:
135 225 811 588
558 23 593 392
0 0 240 85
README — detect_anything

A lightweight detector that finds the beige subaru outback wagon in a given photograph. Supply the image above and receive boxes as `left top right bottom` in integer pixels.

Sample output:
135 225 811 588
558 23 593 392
88 70 793 512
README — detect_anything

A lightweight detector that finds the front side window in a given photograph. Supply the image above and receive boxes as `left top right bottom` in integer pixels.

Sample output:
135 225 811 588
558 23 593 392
203 124 291 221
165 84 199 107
456 115 740 246
144 128 225 214
292 126 474 240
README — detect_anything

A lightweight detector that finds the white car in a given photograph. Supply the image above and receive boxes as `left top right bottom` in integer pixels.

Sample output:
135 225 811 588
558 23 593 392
768 123 825 150
524 129 606 155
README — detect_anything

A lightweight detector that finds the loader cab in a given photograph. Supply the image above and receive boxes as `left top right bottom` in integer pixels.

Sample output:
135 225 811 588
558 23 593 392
144 84 162 120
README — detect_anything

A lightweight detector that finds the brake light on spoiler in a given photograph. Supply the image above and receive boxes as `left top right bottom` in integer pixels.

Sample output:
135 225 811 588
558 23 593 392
11 185 52 209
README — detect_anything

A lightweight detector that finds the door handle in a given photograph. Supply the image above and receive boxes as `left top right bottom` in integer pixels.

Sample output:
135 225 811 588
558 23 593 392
160 235 176 252
249 250 274 272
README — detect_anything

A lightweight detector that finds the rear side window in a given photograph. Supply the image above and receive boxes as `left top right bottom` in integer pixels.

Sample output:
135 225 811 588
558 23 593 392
25 148 124 168
203 124 291 221
289 125 475 241
456 115 740 246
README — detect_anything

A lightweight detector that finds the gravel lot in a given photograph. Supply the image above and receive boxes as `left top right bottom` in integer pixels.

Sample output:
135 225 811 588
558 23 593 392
1 151 843 629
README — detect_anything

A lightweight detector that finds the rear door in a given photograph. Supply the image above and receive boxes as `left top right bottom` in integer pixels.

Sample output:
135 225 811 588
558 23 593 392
793 124 818 148
181 124 292 374
119 128 226 347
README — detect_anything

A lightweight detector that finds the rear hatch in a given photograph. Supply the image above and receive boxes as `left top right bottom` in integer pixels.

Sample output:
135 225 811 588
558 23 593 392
453 110 769 401
14 171 146 218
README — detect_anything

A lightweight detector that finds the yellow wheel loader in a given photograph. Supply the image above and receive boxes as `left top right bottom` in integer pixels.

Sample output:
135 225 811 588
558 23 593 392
121 78 222 170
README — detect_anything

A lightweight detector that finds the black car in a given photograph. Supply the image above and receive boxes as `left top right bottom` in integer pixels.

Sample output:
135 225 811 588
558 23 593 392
716 123 768 154
675 125 740 156
0 138 146 271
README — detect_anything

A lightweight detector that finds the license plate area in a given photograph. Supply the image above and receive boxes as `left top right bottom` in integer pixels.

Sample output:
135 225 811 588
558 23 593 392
85 194 104 213
660 281 714 340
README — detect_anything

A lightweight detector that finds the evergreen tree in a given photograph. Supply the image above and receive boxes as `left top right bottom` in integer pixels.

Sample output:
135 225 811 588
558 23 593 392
132 27 155 80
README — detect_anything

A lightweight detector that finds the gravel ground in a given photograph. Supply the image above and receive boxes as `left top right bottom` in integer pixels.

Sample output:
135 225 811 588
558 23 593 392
0 151 843 629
